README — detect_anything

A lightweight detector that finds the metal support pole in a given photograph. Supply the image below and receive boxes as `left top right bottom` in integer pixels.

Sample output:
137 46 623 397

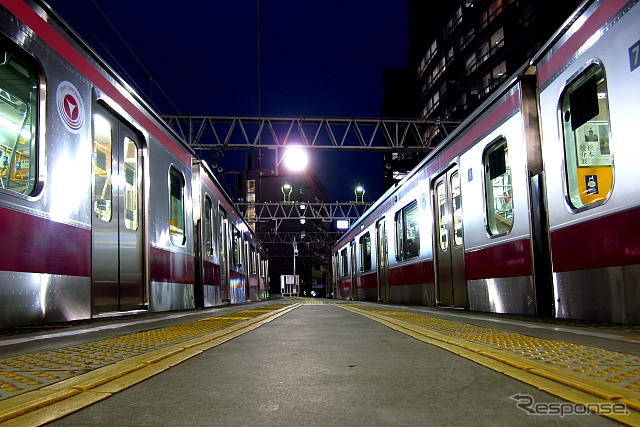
293 236 297 276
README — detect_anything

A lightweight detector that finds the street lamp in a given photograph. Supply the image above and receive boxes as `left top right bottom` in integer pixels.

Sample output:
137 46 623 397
300 203 306 224
293 237 298 276
281 183 292 202
355 185 365 203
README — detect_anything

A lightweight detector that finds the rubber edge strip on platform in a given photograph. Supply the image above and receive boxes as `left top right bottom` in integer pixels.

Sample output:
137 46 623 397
0 303 302 426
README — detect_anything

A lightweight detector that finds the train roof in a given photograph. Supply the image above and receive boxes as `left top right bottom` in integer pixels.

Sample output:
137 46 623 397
27 0 265 253
32 0 196 157
332 61 532 251
332 0 610 252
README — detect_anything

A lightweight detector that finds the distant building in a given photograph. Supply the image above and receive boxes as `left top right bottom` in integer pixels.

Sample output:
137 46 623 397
239 153 331 297
382 0 583 187
408 0 582 121
381 68 422 189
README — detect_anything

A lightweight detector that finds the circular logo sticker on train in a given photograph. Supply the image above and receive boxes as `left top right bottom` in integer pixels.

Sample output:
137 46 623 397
56 81 85 134
420 193 428 211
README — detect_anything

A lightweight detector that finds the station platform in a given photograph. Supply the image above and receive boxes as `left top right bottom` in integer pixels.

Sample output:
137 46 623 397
1 299 640 426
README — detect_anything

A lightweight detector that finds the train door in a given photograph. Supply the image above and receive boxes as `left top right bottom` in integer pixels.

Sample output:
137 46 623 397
218 207 230 302
200 194 214 307
376 219 389 302
92 106 145 313
261 258 269 299
433 168 467 307
332 253 339 298
350 240 357 300
247 240 254 300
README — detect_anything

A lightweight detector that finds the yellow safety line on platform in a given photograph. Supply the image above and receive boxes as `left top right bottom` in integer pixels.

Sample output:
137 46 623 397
0 303 302 426
336 303 640 426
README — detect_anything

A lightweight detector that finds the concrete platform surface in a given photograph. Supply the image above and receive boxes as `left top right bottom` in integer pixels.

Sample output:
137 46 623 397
2 300 639 425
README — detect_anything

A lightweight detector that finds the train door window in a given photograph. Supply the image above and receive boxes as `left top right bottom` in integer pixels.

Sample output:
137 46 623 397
0 47 39 195
560 62 612 209
246 237 251 270
243 237 249 271
93 115 112 221
340 248 348 277
123 137 139 230
395 201 420 260
359 232 372 271
436 182 448 250
484 138 513 235
204 196 213 256
394 209 404 259
218 207 228 286
169 167 186 245
218 207 227 255
250 244 257 274
232 226 241 267
451 171 463 246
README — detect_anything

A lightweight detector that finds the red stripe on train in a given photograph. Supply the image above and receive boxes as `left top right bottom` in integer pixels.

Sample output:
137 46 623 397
338 279 351 292
203 260 221 287
150 246 194 284
357 272 378 290
537 0 629 86
551 206 640 272
388 260 435 287
0 206 90 276
465 239 532 280
425 91 520 177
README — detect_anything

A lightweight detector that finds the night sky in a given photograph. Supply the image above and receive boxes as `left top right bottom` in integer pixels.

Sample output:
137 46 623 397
43 0 410 202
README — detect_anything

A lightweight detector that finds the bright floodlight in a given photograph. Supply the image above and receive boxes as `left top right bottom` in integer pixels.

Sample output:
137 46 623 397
336 219 349 230
283 146 308 171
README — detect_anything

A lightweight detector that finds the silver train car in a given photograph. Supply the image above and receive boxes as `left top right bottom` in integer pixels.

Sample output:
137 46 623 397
332 0 640 324
0 0 268 328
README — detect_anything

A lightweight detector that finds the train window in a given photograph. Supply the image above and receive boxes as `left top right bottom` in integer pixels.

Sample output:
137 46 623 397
394 210 404 259
484 139 513 235
232 226 241 267
395 201 420 260
204 196 213 256
218 207 228 284
560 63 612 209
451 171 463 246
123 137 139 230
436 182 448 250
340 248 348 277
93 115 112 222
0 48 38 195
169 167 186 245
359 232 372 271
250 244 257 274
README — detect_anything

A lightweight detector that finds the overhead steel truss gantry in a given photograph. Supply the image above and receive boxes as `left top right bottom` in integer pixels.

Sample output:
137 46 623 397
161 115 460 151
160 116 462 256
235 201 372 232
234 201 374 257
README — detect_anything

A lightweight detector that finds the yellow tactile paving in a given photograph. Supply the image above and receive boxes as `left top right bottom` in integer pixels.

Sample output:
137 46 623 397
0 303 300 426
299 297 324 304
337 303 640 426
